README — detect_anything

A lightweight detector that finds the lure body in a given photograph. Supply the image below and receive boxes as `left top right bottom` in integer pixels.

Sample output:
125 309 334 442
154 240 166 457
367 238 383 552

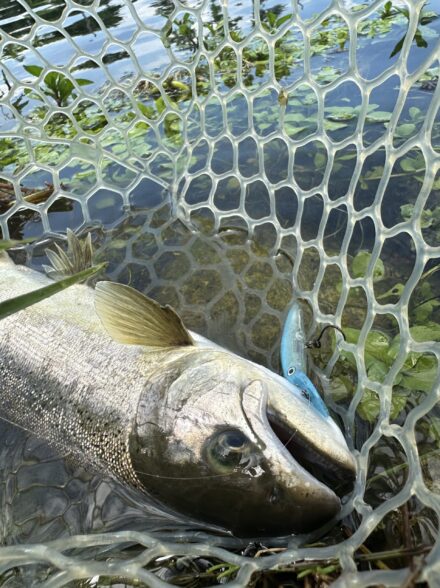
281 303 330 418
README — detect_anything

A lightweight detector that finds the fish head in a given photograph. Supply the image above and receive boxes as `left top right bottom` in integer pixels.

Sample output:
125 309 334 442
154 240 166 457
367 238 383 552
129 350 356 537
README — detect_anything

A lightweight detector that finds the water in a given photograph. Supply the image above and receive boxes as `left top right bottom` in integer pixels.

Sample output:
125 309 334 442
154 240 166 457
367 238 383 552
0 0 440 585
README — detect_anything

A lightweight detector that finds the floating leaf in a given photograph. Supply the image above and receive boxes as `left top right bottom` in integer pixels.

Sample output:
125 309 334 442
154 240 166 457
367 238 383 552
394 123 416 138
324 120 348 131
325 106 357 121
366 111 392 123
409 106 422 120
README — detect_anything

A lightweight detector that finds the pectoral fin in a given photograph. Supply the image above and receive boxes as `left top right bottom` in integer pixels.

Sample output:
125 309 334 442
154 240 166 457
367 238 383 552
95 281 193 348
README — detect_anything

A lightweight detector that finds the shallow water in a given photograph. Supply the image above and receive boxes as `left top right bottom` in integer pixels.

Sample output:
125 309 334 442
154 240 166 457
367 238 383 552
0 0 440 585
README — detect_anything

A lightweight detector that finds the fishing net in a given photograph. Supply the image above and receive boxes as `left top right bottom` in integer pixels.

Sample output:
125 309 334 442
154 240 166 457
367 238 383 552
0 0 439 585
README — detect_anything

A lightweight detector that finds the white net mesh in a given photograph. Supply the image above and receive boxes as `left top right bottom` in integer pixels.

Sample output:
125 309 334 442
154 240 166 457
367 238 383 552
0 0 440 585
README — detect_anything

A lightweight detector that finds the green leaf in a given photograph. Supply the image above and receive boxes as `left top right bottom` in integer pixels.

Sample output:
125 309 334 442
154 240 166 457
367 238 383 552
170 80 191 92
343 327 361 345
409 106 421 120
23 64 43 77
324 120 348 131
400 203 414 220
325 105 356 121
155 96 166 114
285 124 308 136
43 71 59 90
400 157 419 172
365 330 391 361
137 102 155 119
352 251 385 281
75 78 93 86
410 323 440 342
257 123 272 131
284 113 307 123
390 390 408 418
376 283 405 300
0 263 106 321
58 77 74 102
366 357 390 382
276 14 292 27
358 388 407 422
390 35 405 58
328 375 354 401
0 238 35 251
400 365 437 392
395 123 416 137
358 389 380 422
314 152 327 168
414 30 428 48
366 111 392 123
419 12 438 25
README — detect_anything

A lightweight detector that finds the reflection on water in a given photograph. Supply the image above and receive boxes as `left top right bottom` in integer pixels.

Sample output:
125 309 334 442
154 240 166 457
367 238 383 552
0 0 440 584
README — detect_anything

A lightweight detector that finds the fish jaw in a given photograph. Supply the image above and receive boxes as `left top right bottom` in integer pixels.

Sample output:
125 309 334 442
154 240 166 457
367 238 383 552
262 379 357 499
230 380 342 535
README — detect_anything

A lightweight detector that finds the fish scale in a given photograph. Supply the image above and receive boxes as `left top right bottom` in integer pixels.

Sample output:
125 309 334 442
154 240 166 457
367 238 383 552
0 265 146 489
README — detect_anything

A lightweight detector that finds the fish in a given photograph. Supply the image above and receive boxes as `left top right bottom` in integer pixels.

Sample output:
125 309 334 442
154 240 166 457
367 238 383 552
0 231 356 537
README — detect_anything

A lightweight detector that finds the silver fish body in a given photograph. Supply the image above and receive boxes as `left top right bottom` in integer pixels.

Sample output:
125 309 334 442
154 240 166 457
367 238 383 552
0 253 356 537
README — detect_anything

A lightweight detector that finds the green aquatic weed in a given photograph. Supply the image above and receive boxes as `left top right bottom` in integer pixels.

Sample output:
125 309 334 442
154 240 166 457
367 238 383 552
23 65 92 107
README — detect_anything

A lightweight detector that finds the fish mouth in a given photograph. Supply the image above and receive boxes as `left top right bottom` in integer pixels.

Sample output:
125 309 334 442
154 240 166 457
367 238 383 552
267 409 356 498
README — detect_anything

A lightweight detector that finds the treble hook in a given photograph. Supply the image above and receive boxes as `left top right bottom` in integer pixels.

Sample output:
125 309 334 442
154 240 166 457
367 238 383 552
306 325 346 349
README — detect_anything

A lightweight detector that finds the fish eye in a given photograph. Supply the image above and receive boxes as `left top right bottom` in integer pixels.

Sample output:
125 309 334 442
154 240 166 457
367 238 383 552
206 429 252 471
221 430 247 450
287 367 296 376
301 389 310 401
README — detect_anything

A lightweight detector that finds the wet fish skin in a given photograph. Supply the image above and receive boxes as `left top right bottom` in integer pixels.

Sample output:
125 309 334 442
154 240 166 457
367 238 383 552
0 250 356 537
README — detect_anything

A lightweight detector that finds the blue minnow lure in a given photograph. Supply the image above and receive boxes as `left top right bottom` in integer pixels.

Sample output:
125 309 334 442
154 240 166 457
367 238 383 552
281 303 330 418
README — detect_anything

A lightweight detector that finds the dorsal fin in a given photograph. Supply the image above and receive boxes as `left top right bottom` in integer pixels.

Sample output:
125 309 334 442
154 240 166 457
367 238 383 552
44 229 93 279
94 281 193 348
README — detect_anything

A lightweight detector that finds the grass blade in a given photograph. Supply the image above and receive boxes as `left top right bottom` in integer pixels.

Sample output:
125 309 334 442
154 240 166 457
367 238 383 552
0 262 107 321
